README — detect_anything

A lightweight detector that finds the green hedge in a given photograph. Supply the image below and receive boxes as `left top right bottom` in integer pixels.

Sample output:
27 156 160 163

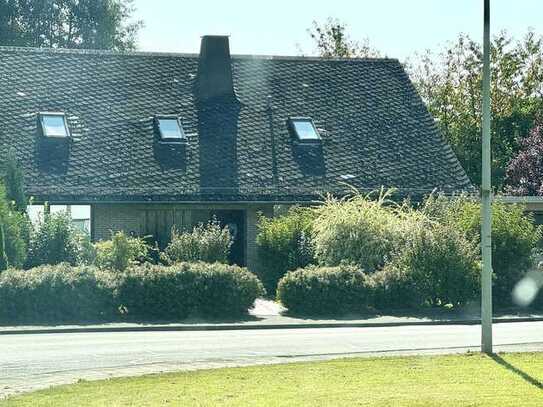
0 262 265 324
117 262 265 319
0 264 117 324
277 265 372 315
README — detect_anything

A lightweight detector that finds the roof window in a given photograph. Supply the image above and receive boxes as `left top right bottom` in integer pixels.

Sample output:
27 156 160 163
155 116 186 143
289 117 321 143
39 112 70 138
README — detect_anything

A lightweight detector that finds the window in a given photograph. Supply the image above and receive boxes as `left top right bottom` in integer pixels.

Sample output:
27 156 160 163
289 117 320 143
156 116 186 142
39 112 69 138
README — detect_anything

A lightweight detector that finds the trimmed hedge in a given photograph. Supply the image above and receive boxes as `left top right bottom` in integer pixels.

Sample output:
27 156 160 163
117 262 265 319
0 264 117 324
277 265 372 315
0 262 265 324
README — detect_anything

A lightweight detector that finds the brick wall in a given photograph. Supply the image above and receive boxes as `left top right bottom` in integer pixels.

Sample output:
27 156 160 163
92 204 143 240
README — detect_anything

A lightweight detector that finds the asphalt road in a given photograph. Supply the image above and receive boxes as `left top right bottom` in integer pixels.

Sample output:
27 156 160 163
1 321 542 398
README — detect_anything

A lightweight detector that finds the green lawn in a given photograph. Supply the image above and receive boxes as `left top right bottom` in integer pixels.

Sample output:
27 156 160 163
3 353 543 406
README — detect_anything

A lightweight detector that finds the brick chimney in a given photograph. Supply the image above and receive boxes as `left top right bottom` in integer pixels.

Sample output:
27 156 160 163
197 35 235 101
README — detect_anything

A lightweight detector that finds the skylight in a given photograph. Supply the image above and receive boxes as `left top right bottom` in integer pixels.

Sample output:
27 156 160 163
156 117 186 142
39 113 69 138
289 117 321 143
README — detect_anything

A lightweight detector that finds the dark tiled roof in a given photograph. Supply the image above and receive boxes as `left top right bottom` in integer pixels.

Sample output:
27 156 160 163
0 47 472 203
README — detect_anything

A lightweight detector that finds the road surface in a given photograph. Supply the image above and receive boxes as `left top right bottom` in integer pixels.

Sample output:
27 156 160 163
1 321 542 398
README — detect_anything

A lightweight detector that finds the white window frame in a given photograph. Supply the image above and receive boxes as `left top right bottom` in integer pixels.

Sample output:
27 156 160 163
155 115 186 143
39 112 70 138
288 117 321 143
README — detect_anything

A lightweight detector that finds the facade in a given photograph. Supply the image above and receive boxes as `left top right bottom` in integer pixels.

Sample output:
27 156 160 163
0 36 472 270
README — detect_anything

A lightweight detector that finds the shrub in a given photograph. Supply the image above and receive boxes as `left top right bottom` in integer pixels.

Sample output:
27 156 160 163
2 149 26 212
424 195 542 306
277 265 372 315
0 223 7 272
256 206 315 294
0 184 28 268
116 262 265 320
312 191 403 272
26 210 91 268
372 221 480 309
162 219 232 264
94 231 150 271
0 264 117 324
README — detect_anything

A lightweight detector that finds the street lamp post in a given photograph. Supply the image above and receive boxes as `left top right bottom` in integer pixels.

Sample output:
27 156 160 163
481 0 493 354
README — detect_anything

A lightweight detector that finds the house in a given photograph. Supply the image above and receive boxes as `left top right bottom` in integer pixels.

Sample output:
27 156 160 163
0 36 472 270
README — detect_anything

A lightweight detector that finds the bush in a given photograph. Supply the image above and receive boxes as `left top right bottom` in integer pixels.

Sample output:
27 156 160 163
424 195 542 306
94 231 150 271
25 210 91 268
0 264 117 323
0 223 7 272
162 219 232 264
116 262 265 320
277 265 372 315
312 191 403 273
372 221 480 309
0 184 28 269
256 207 315 294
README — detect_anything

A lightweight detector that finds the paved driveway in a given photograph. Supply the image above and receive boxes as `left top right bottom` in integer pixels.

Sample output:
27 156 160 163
1 321 542 398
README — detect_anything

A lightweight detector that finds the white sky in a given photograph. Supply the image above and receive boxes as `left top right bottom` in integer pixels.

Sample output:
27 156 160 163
133 0 543 60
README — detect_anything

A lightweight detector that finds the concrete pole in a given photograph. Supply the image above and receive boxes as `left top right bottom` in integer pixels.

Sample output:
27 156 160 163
481 0 493 354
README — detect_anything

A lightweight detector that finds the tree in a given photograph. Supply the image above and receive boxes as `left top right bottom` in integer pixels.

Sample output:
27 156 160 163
0 0 143 51
412 31 543 187
0 222 7 271
2 150 26 212
307 18 380 58
0 183 27 268
504 122 543 195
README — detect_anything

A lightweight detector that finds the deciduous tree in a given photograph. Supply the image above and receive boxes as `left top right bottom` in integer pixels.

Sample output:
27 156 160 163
504 122 543 195
412 32 543 187
0 0 143 50
307 18 380 58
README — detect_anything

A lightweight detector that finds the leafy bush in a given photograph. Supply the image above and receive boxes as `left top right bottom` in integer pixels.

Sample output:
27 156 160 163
424 195 542 306
25 210 91 268
162 219 232 264
0 223 7 272
0 264 117 323
0 184 28 269
2 149 26 212
277 265 372 315
256 207 315 294
94 231 150 271
312 191 403 272
371 221 480 309
116 262 265 319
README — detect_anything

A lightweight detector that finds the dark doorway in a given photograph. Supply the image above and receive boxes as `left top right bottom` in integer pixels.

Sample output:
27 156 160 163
212 210 246 266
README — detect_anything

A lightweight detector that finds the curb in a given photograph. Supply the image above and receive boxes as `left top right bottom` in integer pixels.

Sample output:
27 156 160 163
1 317 542 335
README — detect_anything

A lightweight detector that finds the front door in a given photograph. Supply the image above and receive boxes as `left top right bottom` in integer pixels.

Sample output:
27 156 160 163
212 210 246 266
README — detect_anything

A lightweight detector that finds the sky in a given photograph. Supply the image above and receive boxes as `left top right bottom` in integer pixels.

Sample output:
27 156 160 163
133 0 543 60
